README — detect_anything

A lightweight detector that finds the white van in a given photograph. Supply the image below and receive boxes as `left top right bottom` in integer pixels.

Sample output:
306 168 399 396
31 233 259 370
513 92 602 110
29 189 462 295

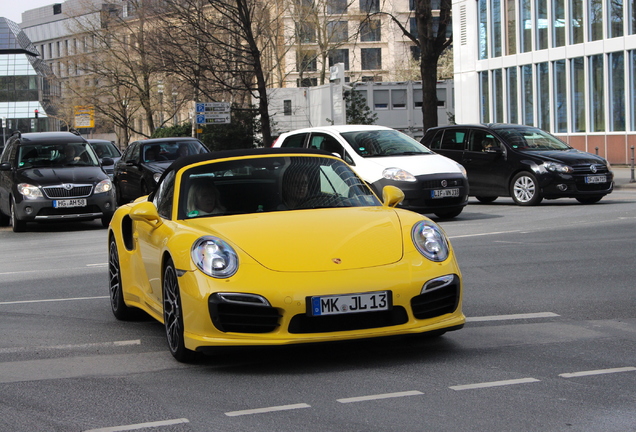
273 125 469 218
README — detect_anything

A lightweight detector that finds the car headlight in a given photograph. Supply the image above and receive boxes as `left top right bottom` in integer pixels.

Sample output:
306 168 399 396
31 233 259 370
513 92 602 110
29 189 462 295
191 236 239 278
17 183 42 199
412 220 450 262
153 172 162 183
543 162 573 173
382 167 417 182
95 179 112 194
457 163 467 178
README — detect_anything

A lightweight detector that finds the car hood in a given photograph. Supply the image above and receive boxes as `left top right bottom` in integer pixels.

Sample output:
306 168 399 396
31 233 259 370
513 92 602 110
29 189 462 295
518 148 607 166
185 207 405 272
18 166 108 186
361 153 463 175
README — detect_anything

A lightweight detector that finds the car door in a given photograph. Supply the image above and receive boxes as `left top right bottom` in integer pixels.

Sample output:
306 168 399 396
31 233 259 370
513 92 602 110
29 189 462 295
428 128 468 166
307 132 355 165
460 129 509 196
279 132 309 148
117 142 142 201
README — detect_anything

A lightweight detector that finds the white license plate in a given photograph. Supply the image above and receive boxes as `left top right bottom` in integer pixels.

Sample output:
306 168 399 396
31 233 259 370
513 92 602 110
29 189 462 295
585 175 606 184
431 188 459 198
53 199 87 208
310 291 390 316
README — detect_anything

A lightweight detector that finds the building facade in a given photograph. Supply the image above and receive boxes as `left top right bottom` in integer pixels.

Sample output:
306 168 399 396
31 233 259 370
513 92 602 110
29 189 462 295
453 0 636 164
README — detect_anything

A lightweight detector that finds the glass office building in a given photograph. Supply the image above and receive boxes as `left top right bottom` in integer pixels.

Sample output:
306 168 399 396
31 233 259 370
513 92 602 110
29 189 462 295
452 0 636 164
0 17 55 139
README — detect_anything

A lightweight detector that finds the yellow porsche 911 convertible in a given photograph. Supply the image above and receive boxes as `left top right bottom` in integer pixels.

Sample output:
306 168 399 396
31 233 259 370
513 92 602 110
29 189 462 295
108 148 465 361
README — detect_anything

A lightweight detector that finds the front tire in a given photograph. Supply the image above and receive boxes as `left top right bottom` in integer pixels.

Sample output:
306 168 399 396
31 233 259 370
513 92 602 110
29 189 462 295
434 207 463 219
511 172 543 206
163 258 197 362
10 198 26 232
109 236 135 320
576 196 603 204
475 196 498 203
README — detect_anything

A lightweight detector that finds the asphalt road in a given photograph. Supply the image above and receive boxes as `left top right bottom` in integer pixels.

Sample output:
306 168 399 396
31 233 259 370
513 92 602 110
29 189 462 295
1 189 635 432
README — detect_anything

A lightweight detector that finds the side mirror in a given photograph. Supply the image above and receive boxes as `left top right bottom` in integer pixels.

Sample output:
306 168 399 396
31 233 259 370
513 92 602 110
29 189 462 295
101 157 114 166
129 201 163 227
382 185 405 208
0 162 11 171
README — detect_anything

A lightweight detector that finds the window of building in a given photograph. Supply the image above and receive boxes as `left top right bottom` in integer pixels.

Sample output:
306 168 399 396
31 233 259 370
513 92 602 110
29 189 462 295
437 88 447 108
521 64 534 125
327 0 347 14
360 0 379 13
609 52 625 131
493 69 504 122
284 100 292 116
414 88 423 108
328 49 350 70
537 62 549 130
571 0 584 43
360 20 381 41
53 3 62 14
553 0 565 47
609 0 624 38
589 0 603 41
506 0 517 55
631 2 636 34
327 21 348 43
409 18 418 39
478 0 488 59
392 89 407 109
537 0 548 50
297 77 318 87
631 51 636 130
554 59 567 132
491 0 502 57
361 48 381 70
297 50 317 72
520 0 532 52
589 54 605 132
410 46 421 61
296 22 317 43
480 71 490 122
373 89 389 109
506 67 518 123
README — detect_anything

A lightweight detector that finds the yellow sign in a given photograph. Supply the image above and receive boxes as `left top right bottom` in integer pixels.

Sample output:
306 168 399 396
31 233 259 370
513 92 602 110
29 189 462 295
74 106 95 128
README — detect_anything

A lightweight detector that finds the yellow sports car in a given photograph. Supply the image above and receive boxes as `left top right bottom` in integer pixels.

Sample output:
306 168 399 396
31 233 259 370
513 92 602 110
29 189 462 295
108 148 465 361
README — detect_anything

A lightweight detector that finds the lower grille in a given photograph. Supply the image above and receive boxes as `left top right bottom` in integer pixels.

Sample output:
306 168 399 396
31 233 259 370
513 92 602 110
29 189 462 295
209 299 281 333
288 307 408 334
411 277 460 319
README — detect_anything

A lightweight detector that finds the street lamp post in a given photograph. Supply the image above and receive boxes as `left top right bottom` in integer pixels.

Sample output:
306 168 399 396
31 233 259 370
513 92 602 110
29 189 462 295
158 81 164 126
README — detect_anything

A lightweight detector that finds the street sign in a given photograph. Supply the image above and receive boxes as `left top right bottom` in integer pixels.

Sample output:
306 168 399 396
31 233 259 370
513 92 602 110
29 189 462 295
74 106 95 128
195 102 231 124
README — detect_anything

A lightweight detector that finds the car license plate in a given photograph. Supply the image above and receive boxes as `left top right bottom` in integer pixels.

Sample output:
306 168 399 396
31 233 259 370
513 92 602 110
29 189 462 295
53 199 87 208
585 175 606 184
431 188 459 198
309 291 391 316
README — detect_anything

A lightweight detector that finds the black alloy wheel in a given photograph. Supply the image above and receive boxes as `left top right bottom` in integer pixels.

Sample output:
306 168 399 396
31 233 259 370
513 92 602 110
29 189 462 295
109 237 135 320
163 258 196 362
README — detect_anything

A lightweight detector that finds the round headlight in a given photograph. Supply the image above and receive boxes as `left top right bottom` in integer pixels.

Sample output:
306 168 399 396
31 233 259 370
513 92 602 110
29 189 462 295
412 220 450 262
17 183 42 199
95 179 112 194
191 236 238 278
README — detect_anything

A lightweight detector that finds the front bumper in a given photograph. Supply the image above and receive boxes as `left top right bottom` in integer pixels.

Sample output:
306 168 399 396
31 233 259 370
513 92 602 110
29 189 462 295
539 171 614 198
14 191 116 222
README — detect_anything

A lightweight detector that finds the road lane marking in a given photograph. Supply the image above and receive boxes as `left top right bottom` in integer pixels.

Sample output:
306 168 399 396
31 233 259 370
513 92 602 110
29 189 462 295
83 418 189 431
0 296 108 305
0 264 106 276
467 312 560 322
449 230 521 239
450 378 540 391
0 340 141 354
559 366 636 378
225 403 311 417
337 390 423 403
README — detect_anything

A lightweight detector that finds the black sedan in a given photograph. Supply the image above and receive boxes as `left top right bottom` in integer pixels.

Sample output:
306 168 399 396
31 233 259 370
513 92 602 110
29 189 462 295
88 139 122 180
422 124 614 205
113 137 209 205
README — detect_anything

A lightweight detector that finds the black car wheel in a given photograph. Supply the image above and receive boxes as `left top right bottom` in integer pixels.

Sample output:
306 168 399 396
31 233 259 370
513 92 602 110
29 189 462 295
0 210 9 226
163 258 196 362
475 196 498 203
433 207 463 219
10 197 26 232
109 236 135 320
576 196 603 204
511 172 543 206
102 214 113 228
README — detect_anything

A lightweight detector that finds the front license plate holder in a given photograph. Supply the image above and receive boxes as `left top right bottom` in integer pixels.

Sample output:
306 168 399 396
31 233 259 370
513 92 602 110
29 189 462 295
431 188 460 198
53 199 87 208
308 291 392 316
585 175 606 184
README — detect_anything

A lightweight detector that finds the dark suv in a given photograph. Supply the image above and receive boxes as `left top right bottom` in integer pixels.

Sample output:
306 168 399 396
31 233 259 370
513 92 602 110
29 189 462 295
421 124 614 205
0 131 116 232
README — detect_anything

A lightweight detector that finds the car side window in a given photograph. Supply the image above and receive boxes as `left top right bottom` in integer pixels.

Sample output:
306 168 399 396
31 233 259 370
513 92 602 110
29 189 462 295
153 170 175 219
0 142 14 164
280 133 308 148
440 129 468 151
469 130 501 152
424 130 443 150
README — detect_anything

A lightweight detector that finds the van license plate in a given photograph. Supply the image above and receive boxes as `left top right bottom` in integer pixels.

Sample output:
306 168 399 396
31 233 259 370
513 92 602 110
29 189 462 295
53 199 87 208
431 188 459 198
310 291 390 316
585 175 606 184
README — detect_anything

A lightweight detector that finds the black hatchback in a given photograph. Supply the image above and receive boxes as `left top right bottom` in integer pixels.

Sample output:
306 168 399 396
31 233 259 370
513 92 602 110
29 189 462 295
421 124 614 205
0 131 116 232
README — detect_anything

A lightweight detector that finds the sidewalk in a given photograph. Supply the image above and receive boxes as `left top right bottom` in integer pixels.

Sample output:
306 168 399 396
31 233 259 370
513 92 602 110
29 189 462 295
612 166 636 190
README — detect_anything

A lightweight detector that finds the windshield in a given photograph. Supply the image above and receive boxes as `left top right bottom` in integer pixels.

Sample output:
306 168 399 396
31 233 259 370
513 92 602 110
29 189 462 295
90 141 121 158
496 127 571 150
178 155 381 219
18 143 100 168
340 129 433 157
142 140 207 163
